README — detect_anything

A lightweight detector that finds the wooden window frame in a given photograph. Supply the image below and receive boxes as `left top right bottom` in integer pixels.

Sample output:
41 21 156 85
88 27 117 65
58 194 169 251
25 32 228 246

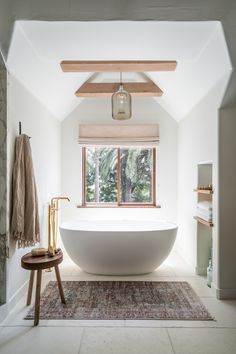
82 147 156 208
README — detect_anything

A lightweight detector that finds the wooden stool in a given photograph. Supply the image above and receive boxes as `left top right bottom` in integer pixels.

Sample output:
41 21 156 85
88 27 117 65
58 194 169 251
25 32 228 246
21 249 65 326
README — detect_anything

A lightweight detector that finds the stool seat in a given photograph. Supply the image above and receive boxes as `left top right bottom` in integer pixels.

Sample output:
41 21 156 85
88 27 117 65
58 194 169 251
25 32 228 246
21 249 65 326
21 250 63 270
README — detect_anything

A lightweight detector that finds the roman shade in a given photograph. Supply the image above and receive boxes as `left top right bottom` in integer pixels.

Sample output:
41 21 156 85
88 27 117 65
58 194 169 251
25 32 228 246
78 124 159 146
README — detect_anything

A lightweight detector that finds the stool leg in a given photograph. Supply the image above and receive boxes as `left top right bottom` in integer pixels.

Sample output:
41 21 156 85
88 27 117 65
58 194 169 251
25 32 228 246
27 270 35 306
54 265 66 304
34 269 42 326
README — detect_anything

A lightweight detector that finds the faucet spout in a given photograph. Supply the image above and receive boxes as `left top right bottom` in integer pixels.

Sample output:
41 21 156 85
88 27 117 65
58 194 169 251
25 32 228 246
51 196 70 205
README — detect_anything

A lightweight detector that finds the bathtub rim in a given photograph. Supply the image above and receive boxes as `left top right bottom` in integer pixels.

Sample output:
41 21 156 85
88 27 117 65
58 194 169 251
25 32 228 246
59 220 178 233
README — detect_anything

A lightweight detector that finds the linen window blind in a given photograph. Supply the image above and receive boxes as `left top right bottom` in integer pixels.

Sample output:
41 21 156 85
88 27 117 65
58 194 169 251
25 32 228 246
78 124 159 146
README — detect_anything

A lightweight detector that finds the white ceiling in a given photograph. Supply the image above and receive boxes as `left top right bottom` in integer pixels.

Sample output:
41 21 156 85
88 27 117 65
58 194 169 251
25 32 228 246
7 21 232 121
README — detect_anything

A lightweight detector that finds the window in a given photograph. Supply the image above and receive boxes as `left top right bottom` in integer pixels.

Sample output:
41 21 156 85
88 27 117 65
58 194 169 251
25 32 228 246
82 147 156 207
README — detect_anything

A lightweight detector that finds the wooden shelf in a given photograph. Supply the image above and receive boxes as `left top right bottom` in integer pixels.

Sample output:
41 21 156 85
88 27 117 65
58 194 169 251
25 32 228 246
194 188 213 194
194 216 213 227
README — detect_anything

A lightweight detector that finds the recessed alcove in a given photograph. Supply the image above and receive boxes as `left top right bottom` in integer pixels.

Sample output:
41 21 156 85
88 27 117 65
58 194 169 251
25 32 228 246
194 162 213 276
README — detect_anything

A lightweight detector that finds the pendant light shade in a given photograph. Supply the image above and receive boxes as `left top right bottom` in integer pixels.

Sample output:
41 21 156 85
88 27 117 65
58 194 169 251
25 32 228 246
112 73 132 120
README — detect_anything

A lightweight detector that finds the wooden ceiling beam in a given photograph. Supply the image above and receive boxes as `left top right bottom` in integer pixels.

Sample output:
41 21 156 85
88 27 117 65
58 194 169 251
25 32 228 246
61 60 177 72
75 82 163 97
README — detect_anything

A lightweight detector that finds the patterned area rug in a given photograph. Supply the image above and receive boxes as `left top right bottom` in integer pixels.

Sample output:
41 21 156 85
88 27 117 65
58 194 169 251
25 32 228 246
25 281 213 321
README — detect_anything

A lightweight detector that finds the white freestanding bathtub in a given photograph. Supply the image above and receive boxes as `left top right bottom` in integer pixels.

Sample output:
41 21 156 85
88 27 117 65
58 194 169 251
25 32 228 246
59 220 177 275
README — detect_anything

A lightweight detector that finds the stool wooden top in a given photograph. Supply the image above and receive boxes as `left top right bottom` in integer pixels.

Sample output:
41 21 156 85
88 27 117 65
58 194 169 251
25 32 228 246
21 249 63 270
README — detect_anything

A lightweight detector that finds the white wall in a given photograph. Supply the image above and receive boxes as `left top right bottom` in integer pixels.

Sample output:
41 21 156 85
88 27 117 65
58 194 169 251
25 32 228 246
6 75 61 302
177 74 230 293
61 97 178 224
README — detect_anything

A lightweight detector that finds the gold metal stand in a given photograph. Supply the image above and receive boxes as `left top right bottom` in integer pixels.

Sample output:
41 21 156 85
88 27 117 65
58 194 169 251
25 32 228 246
46 197 70 271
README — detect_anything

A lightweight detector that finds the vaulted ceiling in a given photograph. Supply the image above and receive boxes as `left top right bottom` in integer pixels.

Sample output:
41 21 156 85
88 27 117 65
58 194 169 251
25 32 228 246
1 1 236 120
7 21 232 121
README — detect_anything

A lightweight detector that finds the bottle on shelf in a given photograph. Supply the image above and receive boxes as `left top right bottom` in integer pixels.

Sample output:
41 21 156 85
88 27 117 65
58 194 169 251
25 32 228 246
207 259 213 288
207 246 213 288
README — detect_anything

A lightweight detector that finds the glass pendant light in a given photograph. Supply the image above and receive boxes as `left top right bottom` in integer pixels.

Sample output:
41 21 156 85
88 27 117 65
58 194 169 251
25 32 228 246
112 72 132 120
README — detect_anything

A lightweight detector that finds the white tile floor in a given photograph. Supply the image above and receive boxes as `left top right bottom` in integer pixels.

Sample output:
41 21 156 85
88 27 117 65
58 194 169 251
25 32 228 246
1 251 236 354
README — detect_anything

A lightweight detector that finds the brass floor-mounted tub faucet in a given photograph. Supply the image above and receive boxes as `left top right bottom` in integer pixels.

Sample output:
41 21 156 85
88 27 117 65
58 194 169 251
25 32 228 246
48 197 70 256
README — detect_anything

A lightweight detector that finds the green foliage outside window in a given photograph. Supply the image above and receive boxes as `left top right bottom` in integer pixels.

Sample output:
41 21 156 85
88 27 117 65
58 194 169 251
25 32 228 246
85 147 154 205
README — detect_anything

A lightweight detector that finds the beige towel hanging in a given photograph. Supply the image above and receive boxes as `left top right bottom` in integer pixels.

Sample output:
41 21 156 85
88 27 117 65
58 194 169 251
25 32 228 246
11 134 40 247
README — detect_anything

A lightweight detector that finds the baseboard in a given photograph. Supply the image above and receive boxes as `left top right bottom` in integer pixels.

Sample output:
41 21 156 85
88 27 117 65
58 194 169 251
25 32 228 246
0 303 8 323
0 279 28 323
211 282 236 299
